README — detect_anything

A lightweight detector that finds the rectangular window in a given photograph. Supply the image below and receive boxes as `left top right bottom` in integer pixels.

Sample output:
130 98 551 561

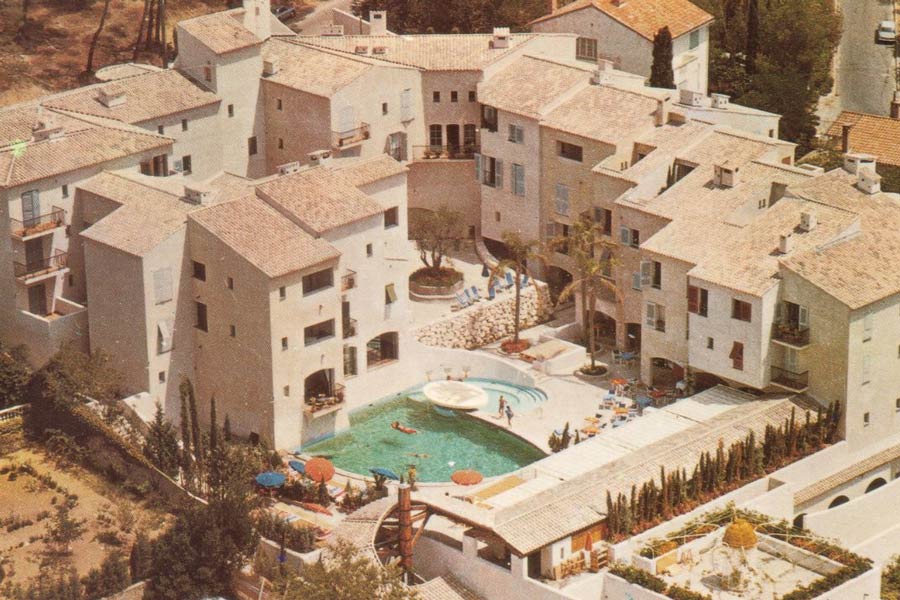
158 371 166 384
157 319 174 354
451 91 458 103
554 183 569 215
732 299 752 322
277 138 284 150
707 337 714 350
576 37 598 61
464 124 477 150
152 268 173 304
195 302 208 332
366 243 373 257
594 208 612 236
283 385 290 397
468 90 477 102
508 124 524 144
482 156 502 189
181 119 188 132
729 341 744 370
690 29 700 50
558 141 583 162
632 272 642 290
276 98 283 111
495 211 501 223
512 164 525 196
279 286 286 300
433 91 441 103
382 102 388 115
864 412 870 426
181 155 192 175
248 136 258 156
61 184 69 198
863 313 873 341
481 105 498 132
645 302 665 332
385 283 397 305
228 104 234 117
429 124 443 149
226 276 234 290
229 324 236 338
204 66 212 82
687 286 708 317
652 261 662 289
304 319 335 345
157 125 164 135
862 351 871 384
344 345 358 377
302 268 334 295
384 207 399 228
620 227 640 248
192 260 206 281
281 337 289 350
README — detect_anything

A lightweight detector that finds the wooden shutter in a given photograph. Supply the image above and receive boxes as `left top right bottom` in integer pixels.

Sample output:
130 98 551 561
687 286 699 314
620 226 631 245
798 305 809 328
495 159 503 189
474 153 481 182
640 261 653 286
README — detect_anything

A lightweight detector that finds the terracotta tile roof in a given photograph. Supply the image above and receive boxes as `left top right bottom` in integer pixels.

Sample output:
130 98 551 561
78 172 192 256
189 195 339 278
262 40 374 97
0 104 90 149
178 9 261 55
794 443 900 506
94 62 162 82
542 85 660 142
530 0 714 41
825 111 900 168
42 70 220 124
331 154 408 187
256 166 384 234
477 56 591 119
415 575 485 600
295 34 541 71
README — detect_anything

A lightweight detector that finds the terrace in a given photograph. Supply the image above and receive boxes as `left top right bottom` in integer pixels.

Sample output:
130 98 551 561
770 365 810 392
14 250 68 281
332 123 370 149
10 207 65 239
412 144 479 161
771 320 811 348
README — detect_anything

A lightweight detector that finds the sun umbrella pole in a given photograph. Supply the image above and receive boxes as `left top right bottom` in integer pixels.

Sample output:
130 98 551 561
398 483 414 582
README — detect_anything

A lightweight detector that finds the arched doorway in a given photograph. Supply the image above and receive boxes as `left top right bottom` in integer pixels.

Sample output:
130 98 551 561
367 332 399 368
828 495 849 509
793 513 806 530
590 310 617 348
865 478 887 493
304 368 342 406
545 266 573 304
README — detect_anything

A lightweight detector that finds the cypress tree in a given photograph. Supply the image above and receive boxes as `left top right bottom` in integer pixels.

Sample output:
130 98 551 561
209 396 218 453
223 414 232 443
746 0 760 74
186 380 202 462
650 27 675 88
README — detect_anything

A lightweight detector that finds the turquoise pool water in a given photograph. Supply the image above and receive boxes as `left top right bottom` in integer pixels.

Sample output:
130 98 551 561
302 380 548 482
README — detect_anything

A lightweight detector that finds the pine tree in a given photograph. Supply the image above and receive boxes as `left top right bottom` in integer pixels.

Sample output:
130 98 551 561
144 402 180 477
130 530 153 581
650 26 675 88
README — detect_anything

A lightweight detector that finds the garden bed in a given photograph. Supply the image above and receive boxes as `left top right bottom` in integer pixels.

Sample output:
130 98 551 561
500 339 531 354
409 267 464 297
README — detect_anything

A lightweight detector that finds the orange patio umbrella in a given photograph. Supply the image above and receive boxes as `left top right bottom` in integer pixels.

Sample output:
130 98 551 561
451 469 484 486
610 378 628 387
305 457 335 483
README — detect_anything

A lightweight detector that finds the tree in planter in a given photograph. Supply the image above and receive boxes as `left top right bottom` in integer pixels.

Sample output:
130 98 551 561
546 216 620 372
491 231 543 351
409 205 465 282
650 26 675 88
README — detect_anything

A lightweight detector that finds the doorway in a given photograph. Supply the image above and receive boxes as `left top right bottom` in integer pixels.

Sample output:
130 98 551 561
24 238 44 270
28 284 47 316
446 124 460 153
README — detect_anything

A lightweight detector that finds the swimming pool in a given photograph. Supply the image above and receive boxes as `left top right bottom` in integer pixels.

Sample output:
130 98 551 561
302 380 548 482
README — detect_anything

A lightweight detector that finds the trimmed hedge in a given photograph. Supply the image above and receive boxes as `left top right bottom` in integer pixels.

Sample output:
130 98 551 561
609 563 711 600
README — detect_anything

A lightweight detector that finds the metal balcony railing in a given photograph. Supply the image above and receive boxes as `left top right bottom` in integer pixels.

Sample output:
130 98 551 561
771 322 811 348
341 270 357 292
10 207 65 238
304 383 346 415
771 366 809 391
413 144 479 160
332 123 370 149
342 318 358 339
14 250 68 280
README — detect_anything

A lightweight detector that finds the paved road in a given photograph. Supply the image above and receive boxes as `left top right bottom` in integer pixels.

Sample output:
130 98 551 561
291 0 354 35
833 0 896 116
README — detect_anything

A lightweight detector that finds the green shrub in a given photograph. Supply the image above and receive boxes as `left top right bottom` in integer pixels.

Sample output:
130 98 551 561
253 511 317 554
609 563 667 593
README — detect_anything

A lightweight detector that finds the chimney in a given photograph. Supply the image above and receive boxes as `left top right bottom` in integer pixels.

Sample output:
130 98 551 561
843 152 876 175
184 184 214 206
679 88 703 107
800 211 817 232
31 115 64 142
277 161 301 175
591 59 613 85
710 93 730 109
841 124 852 153
655 97 669 126
778 233 793 254
491 27 510 49
856 166 882 195
242 0 271 41
892 91 900 119
263 57 279 76
97 86 126 108
714 162 739 188
369 10 387 35
768 181 788 207
308 149 332 166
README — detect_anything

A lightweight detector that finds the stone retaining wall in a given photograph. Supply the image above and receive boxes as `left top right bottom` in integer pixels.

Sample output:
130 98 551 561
415 284 552 349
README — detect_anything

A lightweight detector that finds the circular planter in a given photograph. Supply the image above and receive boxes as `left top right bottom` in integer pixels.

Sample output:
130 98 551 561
409 268 464 299
500 339 531 355
574 364 609 382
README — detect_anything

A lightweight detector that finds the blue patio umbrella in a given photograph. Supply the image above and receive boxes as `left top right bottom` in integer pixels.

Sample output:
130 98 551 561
369 467 400 481
288 460 306 475
255 471 287 488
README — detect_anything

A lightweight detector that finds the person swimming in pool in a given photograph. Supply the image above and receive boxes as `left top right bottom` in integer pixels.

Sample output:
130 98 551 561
391 421 418 434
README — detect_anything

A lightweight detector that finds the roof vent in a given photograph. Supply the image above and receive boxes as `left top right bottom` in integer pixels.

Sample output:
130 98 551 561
713 162 739 188
591 59 613 85
857 166 882 195
655 97 669 127
778 233 793 254
31 118 64 142
491 27 510 49
679 88 703 107
711 93 730 109
354 45 369 54
184 184 214 206
263 57 279 76
843 152 875 175
321 24 344 36
372 46 387 55
277 161 301 175
97 86 127 108
799 211 817 232
308 149 332 166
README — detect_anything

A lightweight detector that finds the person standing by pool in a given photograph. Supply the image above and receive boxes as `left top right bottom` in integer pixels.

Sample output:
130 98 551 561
505 404 514 427
497 395 507 419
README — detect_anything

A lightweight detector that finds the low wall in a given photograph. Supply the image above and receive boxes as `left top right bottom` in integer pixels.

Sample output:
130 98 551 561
812 564 881 600
805 476 900 547
601 574 669 600
757 535 842 575
258 536 322 572
416 284 552 349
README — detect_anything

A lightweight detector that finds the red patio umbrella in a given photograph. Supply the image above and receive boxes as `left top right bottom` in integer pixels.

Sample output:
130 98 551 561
451 469 483 486
305 457 335 483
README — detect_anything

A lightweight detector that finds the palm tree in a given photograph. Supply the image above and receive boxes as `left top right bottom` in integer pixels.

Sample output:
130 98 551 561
546 216 621 371
491 231 543 349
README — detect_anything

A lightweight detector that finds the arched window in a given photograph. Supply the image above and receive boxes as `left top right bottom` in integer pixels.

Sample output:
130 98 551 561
828 495 849 509
865 478 887 493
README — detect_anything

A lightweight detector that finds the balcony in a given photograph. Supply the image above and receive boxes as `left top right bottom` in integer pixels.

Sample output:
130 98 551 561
10 207 65 239
342 318 358 339
770 366 809 393
341 270 357 292
304 383 345 417
14 250 68 281
413 144 479 161
332 123 370 149
771 322 810 349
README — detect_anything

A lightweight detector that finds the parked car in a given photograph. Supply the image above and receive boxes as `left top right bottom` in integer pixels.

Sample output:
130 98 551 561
272 5 296 22
877 20 897 43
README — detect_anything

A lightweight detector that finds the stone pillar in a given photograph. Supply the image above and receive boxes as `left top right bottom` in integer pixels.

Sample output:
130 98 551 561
510 553 529 580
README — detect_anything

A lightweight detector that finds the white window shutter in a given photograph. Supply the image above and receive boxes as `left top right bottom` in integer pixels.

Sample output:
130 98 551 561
545 222 557 239
495 159 503 189
632 272 642 290
620 226 630 245
474 153 482 182
645 302 656 327
152 268 173 304
157 319 174 354
640 260 652 286
798 305 809 328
